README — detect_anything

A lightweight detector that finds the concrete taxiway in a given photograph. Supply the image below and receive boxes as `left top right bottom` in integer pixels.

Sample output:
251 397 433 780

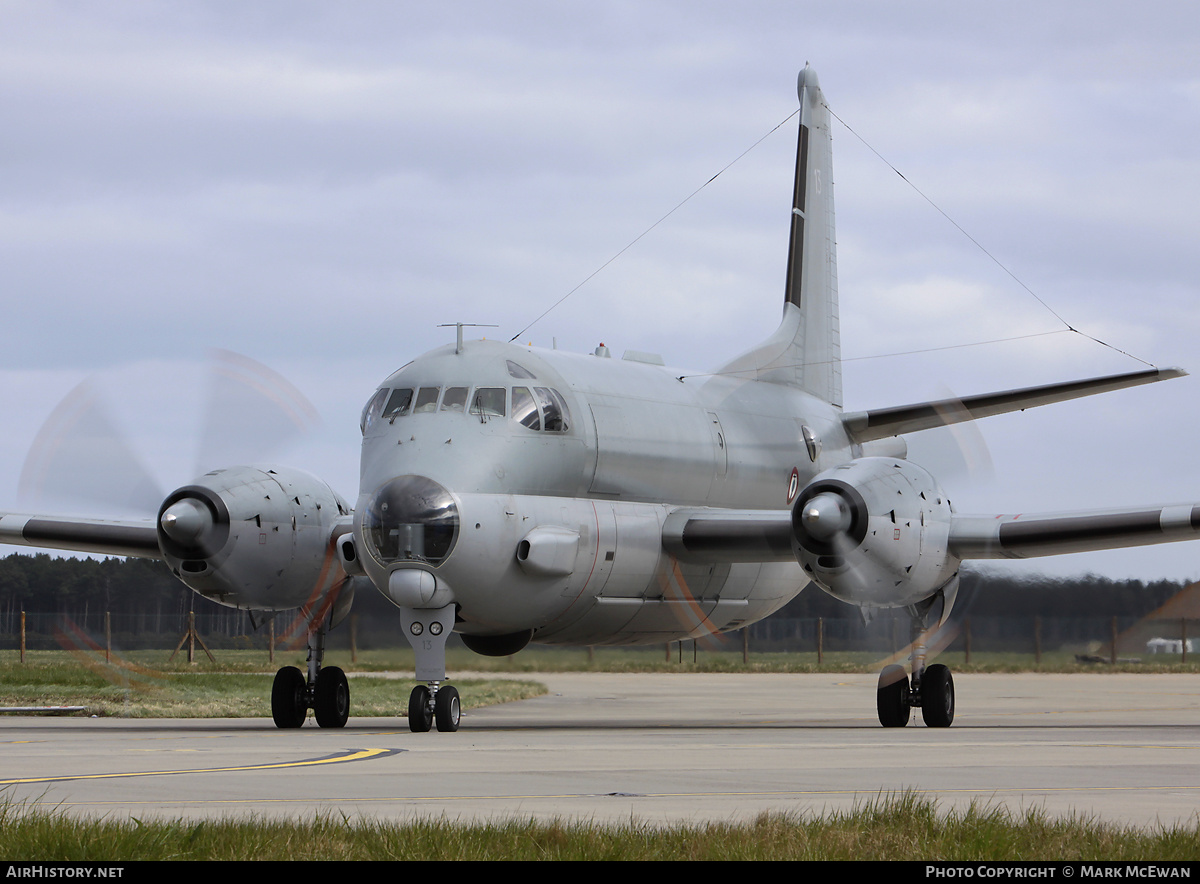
0 672 1198 827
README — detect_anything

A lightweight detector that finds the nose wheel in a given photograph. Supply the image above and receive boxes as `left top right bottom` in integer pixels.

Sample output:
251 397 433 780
399 603 461 733
408 683 461 732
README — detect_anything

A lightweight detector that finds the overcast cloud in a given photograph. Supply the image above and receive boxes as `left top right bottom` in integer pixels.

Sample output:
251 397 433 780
1 1 1198 581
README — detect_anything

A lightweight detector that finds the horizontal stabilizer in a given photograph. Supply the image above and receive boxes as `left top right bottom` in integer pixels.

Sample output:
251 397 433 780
842 367 1185 443
0 512 162 559
950 504 1200 560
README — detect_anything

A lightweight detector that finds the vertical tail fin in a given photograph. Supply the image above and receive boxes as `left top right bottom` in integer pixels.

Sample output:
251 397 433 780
716 66 842 405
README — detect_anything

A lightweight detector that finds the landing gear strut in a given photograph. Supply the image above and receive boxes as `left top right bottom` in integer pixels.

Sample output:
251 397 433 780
876 609 955 728
270 616 350 729
400 604 461 732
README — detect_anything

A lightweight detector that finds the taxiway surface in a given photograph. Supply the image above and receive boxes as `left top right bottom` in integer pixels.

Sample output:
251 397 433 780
1 672 1197 827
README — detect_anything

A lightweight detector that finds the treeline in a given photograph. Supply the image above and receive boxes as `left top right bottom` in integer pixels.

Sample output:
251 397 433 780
772 567 1193 621
0 553 193 620
0 552 1193 622
0 553 401 623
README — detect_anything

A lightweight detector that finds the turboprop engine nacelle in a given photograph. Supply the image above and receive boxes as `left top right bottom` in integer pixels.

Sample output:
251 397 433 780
790 457 960 609
156 465 353 612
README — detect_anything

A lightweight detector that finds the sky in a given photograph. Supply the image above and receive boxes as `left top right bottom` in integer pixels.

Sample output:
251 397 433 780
1 1 1199 582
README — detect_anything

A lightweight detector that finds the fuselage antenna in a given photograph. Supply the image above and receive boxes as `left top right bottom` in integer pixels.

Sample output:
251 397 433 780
439 323 499 355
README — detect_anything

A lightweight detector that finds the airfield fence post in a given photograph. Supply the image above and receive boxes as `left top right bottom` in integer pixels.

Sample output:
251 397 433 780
105 612 111 664
269 620 275 665
742 628 748 664
1111 617 1118 665
817 618 823 665
664 643 671 662
1182 619 1188 664
1035 616 1042 665
188 610 195 664
19 610 24 663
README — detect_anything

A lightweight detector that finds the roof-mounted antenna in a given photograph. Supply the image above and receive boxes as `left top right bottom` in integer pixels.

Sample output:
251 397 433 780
439 323 499 355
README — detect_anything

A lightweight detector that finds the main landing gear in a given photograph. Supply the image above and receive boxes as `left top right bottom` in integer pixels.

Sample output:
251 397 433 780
271 618 350 729
876 610 955 728
269 601 463 732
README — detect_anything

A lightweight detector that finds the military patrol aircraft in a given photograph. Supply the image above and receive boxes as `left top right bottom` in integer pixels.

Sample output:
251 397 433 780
1 67 1196 731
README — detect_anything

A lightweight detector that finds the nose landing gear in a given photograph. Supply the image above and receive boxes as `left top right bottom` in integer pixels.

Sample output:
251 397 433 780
407 683 461 733
401 603 462 733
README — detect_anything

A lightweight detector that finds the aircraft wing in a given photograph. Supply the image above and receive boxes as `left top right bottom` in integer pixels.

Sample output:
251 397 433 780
949 505 1200 560
841 367 1185 443
0 512 162 559
664 502 1200 563
662 509 794 562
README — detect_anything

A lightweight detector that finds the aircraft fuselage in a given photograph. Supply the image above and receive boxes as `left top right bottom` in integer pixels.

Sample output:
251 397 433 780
353 338 852 645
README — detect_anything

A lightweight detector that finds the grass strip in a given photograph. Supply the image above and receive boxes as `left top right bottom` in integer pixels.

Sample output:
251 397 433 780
0 791 1196 860
0 659 545 718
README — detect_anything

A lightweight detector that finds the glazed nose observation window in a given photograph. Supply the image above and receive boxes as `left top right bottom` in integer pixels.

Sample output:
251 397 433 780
362 475 460 566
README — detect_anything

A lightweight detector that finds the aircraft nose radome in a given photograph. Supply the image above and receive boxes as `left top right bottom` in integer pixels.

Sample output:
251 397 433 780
797 65 819 98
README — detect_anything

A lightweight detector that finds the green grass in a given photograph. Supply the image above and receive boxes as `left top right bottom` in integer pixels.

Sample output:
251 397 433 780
0 791 1195 860
4 645 1199 676
0 651 545 718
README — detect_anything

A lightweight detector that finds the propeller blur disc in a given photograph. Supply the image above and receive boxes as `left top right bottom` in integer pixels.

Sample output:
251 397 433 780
18 352 320 520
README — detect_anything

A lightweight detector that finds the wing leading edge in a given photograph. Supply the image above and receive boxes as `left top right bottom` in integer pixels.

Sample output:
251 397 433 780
663 503 1200 564
0 513 162 559
948 506 1200 560
842 367 1185 443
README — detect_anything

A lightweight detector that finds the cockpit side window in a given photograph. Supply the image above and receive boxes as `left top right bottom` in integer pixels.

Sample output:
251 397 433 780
470 387 506 417
413 386 441 414
534 387 570 432
383 387 413 422
361 388 388 434
441 386 469 413
511 386 541 430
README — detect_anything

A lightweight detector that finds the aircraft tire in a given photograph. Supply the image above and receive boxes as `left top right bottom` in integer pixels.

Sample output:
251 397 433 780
408 685 433 733
920 664 955 728
434 685 461 732
271 666 308 728
314 666 350 729
876 664 911 727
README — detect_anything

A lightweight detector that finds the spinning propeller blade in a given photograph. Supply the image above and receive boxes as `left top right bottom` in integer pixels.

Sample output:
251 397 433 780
18 352 321 520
